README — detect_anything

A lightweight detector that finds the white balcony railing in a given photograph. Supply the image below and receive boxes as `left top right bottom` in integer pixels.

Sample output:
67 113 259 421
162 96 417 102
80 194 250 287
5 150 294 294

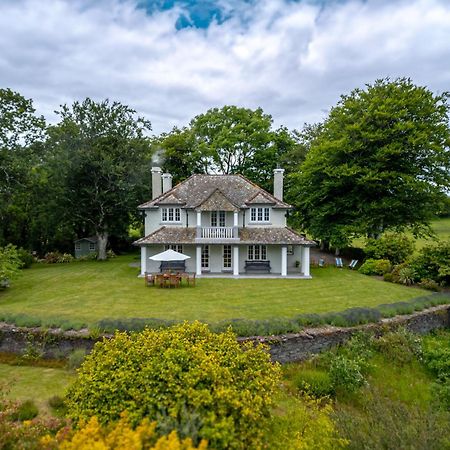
201 227 234 239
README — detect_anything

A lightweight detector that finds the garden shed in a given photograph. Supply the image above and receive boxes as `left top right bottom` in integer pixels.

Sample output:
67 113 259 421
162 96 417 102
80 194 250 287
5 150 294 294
74 237 98 258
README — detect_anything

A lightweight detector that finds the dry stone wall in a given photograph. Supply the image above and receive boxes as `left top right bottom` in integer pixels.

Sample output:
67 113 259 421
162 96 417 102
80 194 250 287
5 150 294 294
0 305 448 363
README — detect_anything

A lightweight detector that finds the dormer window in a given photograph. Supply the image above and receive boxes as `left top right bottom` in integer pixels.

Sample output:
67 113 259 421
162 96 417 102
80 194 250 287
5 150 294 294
161 207 181 222
250 207 270 223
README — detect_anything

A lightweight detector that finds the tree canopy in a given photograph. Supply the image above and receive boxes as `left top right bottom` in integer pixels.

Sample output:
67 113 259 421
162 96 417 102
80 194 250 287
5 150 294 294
289 78 450 248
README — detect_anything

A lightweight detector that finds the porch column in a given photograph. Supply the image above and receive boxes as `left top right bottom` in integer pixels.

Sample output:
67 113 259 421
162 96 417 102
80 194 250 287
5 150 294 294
281 246 287 277
233 211 239 238
196 211 202 238
140 246 147 276
233 245 239 276
196 245 202 276
302 246 310 277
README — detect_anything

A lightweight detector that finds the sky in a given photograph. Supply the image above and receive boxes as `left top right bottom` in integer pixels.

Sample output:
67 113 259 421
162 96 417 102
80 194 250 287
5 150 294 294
0 0 449 134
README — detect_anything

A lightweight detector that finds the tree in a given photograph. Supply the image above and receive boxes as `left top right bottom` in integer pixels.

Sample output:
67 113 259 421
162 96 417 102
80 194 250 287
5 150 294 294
290 78 450 249
50 98 152 259
0 89 46 247
66 322 280 449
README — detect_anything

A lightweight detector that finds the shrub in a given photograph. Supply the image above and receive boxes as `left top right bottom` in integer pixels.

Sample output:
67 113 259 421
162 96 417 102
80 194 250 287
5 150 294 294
106 249 117 258
48 395 66 410
329 356 366 393
52 415 208 450
16 248 34 268
383 272 394 282
410 240 450 285
66 322 281 449
44 251 63 263
397 265 416 285
418 278 441 291
358 259 391 276
374 328 422 365
67 349 88 370
0 244 23 288
11 400 39 421
365 233 415 265
59 253 74 263
293 369 335 398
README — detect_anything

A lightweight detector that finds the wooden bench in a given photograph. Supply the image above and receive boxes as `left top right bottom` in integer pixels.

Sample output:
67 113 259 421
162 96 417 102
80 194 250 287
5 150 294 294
159 261 186 273
244 260 271 273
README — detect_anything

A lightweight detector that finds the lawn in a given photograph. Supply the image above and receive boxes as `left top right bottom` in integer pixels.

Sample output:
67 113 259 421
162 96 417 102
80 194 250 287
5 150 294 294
0 364 74 414
0 254 431 329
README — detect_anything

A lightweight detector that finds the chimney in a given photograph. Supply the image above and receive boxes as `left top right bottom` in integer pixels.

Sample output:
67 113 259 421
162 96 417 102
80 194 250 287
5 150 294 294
151 167 162 199
273 168 285 201
162 173 173 193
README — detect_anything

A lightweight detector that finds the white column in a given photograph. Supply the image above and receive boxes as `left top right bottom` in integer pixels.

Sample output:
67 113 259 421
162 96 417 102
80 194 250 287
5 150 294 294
281 246 287 277
233 245 239 276
140 246 147 276
196 245 202 276
302 246 310 277
233 211 238 226
196 211 202 227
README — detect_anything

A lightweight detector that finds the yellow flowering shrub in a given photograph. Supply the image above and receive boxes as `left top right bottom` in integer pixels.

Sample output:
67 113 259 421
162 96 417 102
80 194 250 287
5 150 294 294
46 415 207 450
66 322 280 449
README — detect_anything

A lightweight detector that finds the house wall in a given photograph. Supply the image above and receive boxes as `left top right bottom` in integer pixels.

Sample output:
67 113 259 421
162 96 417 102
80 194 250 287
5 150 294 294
243 206 287 228
144 207 188 235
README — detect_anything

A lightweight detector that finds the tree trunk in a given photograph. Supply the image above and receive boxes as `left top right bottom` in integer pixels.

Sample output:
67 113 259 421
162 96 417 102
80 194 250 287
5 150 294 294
97 232 108 260
334 247 340 256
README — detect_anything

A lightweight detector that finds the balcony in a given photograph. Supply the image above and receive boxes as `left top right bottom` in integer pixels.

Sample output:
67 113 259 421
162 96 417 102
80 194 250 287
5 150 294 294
196 227 239 242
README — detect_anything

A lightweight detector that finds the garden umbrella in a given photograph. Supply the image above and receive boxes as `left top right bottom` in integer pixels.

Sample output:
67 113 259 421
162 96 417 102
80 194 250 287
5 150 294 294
149 249 190 261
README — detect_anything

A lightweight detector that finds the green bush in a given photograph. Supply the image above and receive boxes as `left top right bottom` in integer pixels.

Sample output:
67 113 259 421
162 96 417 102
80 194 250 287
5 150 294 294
67 348 88 370
410 240 450 286
66 322 281 449
16 248 34 268
329 356 366 393
397 265 416 285
365 233 415 265
11 400 39 421
358 259 391 276
418 278 441 291
293 369 335 398
374 328 422 365
383 272 394 282
0 244 23 288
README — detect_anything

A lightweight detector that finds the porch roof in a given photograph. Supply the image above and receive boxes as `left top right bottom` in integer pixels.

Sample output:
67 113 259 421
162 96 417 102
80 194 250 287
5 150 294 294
133 227 315 246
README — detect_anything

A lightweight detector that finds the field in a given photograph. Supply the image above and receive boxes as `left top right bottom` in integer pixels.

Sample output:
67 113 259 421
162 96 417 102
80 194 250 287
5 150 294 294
0 254 431 329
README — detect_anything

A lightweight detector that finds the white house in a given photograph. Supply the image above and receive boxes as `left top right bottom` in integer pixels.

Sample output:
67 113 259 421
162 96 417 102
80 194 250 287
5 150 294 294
134 168 315 277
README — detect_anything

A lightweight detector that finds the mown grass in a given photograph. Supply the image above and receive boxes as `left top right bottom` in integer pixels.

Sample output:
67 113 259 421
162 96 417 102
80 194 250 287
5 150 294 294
0 364 75 415
0 254 431 329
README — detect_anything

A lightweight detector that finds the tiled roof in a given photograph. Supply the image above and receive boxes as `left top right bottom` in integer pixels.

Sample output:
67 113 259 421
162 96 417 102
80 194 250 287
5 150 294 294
133 227 315 246
194 189 239 212
138 174 291 210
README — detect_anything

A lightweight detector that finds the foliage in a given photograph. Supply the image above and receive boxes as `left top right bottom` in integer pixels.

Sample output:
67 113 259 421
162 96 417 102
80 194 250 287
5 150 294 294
16 248 34 268
329 356 366 393
292 369 335 398
364 233 415 265
397 265 417 286
409 240 450 285
267 393 348 450
66 322 281 449
374 328 422 366
51 415 208 450
67 349 88 370
10 399 39 421
418 279 441 291
0 244 23 287
290 78 450 248
358 259 391 276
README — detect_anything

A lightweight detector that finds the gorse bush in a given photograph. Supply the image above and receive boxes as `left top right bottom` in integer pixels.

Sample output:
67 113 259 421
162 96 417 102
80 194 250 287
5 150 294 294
66 322 281 450
358 259 391 276
365 233 415 265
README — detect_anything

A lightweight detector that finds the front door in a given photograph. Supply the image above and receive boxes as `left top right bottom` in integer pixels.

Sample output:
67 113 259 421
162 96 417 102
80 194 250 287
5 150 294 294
223 245 232 270
201 245 209 271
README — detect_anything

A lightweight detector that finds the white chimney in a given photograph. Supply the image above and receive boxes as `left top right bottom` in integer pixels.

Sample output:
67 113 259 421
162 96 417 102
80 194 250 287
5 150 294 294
162 173 173 193
273 168 285 201
151 167 162 199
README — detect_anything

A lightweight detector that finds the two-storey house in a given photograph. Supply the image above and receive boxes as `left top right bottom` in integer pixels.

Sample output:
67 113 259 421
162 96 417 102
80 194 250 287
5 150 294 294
134 167 315 277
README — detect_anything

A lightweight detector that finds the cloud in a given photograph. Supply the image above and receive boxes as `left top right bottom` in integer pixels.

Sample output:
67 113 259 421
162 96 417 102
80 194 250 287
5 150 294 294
0 0 449 134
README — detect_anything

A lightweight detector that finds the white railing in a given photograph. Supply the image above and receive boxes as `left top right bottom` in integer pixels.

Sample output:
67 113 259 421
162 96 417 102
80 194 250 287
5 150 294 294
201 227 234 239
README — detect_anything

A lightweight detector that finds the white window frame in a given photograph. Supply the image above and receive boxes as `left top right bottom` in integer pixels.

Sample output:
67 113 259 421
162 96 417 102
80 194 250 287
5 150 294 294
161 207 181 223
211 211 217 227
89 242 96 251
75 242 81 250
249 207 270 223
247 245 267 260
201 245 209 270
223 245 232 269
165 244 183 253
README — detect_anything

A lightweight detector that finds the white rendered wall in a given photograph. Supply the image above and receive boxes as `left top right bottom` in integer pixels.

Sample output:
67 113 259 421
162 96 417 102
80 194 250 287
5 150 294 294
244 207 287 228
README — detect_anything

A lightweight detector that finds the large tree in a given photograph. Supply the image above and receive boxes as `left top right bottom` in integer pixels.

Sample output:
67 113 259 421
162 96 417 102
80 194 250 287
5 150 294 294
157 106 298 192
290 78 450 249
0 88 46 247
50 98 152 259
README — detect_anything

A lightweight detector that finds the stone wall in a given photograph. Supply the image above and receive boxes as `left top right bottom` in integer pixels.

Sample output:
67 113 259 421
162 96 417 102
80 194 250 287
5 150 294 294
0 305 448 363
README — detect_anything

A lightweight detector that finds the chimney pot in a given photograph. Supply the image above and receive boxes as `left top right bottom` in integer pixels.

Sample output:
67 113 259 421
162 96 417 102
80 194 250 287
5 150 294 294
162 173 173 193
151 167 162 199
273 168 285 201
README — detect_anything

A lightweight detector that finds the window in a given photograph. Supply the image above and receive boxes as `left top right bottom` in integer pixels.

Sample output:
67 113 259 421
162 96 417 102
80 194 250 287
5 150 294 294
211 211 226 227
223 245 232 269
165 244 183 253
201 245 209 269
211 211 217 227
247 245 267 260
161 207 181 222
89 242 96 251
75 242 81 250
219 211 226 227
287 245 294 255
250 207 270 223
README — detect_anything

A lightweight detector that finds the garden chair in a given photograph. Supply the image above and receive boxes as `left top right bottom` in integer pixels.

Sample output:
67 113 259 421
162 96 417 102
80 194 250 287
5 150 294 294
186 273 196 287
335 257 343 268
318 258 325 268
348 259 358 270
168 274 181 288
144 273 155 287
